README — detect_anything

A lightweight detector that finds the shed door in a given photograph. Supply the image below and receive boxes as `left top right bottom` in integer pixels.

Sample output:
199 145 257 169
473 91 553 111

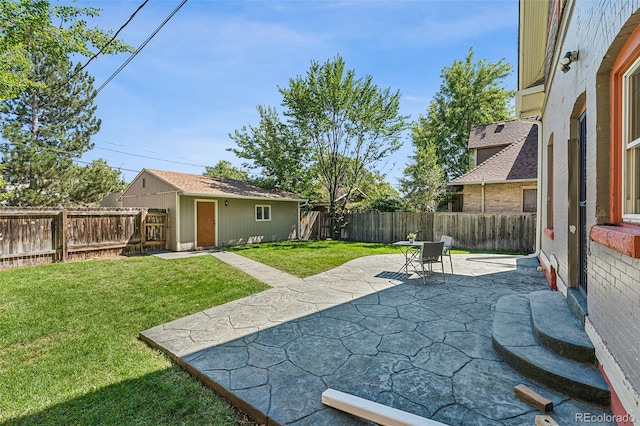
196 202 216 248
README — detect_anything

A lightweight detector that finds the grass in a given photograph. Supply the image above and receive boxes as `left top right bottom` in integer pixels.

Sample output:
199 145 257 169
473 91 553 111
228 240 401 277
0 255 269 425
228 240 526 278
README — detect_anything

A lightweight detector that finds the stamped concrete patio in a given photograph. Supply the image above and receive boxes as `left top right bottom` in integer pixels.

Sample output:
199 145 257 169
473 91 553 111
141 252 614 425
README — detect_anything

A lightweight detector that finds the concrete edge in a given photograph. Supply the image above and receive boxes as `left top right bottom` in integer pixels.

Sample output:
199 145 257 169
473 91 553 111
137 332 270 425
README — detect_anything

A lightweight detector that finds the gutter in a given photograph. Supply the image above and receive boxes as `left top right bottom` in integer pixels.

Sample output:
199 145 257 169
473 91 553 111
451 178 537 186
515 91 543 259
181 192 306 203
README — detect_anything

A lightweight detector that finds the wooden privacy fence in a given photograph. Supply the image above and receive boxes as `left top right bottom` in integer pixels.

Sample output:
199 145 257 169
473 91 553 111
0 207 167 269
337 212 434 244
433 212 536 253
302 211 536 253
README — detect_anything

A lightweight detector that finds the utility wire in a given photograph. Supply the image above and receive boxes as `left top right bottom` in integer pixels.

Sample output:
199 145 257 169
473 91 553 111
94 146 209 168
5 140 201 175
92 138 199 163
74 158 139 174
57 0 149 91
96 0 189 94
78 0 149 75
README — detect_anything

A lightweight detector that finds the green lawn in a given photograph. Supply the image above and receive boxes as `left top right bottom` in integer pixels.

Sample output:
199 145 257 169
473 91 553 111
227 240 518 278
0 255 268 425
228 240 401 277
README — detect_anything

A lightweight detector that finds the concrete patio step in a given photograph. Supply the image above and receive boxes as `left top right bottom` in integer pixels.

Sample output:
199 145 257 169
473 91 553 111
492 294 610 406
529 290 595 363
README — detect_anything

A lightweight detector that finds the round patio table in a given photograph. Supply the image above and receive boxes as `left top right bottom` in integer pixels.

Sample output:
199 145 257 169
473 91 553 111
393 240 424 276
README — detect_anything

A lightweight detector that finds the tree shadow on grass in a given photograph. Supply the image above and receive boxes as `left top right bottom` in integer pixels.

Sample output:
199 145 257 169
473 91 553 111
4 366 254 426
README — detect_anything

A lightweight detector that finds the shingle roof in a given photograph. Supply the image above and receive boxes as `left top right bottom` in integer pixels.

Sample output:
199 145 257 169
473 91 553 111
452 125 538 184
144 169 305 201
468 119 536 149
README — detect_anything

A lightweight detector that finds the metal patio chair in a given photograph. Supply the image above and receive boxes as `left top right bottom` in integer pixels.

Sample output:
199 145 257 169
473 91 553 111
412 241 445 284
440 235 454 273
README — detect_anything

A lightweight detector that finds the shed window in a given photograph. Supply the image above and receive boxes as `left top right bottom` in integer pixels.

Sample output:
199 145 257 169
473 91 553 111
624 62 640 218
255 205 271 221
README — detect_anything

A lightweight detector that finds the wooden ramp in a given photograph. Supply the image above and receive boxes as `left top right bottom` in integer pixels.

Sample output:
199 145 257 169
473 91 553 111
322 388 450 426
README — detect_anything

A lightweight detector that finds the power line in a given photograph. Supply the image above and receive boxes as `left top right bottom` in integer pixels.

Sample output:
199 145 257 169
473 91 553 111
76 0 150 75
91 138 200 163
93 146 209 168
96 0 189 94
57 0 149 91
2 140 140 174
73 158 139 174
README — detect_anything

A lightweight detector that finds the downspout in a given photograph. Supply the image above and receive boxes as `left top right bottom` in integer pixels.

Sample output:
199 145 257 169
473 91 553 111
516 93 543 259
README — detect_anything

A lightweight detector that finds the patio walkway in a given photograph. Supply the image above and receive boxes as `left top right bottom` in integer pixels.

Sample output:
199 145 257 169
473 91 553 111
141 253 614 425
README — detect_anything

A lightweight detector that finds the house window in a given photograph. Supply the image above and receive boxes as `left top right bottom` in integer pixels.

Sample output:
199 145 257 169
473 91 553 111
624 62 640 218
255 205 271 221
523 188 537 213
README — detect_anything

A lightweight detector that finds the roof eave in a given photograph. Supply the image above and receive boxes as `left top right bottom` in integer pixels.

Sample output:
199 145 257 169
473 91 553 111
449 178 538 185
181 192 306 202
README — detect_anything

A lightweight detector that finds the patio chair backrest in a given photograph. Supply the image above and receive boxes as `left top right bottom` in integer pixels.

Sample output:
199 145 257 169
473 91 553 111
440 235 453 248
421 241 444 262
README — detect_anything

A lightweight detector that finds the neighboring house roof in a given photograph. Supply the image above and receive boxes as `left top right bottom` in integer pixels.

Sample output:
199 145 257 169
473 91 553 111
452 124 538 184
125 169 306 201
468 119 537 149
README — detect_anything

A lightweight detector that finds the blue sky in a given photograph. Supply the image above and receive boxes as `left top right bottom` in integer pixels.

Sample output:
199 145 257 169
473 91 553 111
75 0 519 186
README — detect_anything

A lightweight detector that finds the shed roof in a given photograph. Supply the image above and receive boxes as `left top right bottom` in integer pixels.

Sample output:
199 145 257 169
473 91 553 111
452 125 538 185
129 169 305 201
468 119 536 149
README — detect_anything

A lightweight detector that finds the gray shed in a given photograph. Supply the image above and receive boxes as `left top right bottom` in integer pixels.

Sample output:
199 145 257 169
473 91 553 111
120 169 306 250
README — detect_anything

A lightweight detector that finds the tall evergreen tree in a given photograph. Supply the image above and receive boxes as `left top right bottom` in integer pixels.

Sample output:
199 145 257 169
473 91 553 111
1 55 102 205
0 0 131 206
417 48 513 180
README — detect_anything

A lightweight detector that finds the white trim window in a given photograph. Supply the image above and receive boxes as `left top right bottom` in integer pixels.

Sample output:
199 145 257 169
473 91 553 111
623 60 640 219
255 204 271 222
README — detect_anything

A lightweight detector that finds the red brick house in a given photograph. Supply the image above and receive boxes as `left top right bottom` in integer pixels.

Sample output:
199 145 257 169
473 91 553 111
518 1 640 423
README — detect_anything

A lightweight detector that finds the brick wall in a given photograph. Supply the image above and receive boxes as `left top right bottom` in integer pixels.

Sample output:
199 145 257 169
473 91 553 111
538 0 640 407
462 182 537 213
589 242 640 395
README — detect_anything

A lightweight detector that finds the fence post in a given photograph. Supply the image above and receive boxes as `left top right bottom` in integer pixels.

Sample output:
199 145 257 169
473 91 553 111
60 209 68 263
140 209 147 254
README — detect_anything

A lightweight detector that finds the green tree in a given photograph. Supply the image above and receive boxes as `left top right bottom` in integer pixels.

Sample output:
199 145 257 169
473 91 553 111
0 1 131 206
0 0 129 100
418 47 513 180
68 159 125 206
228 105 313 194
204 160 249 181
0 163 6 201
399 134 447 212
279 55 408 236
351 195 405 212
2 56 99 205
